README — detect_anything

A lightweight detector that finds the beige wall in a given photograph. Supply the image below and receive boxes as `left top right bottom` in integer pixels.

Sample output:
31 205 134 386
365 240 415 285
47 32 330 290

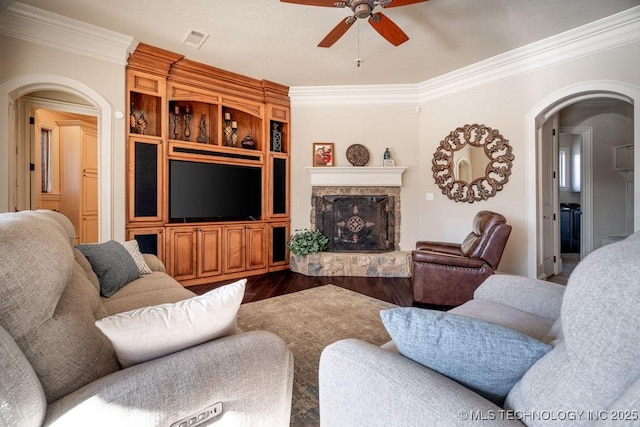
290 105 421 251
0 34 128 241
291 41 640 276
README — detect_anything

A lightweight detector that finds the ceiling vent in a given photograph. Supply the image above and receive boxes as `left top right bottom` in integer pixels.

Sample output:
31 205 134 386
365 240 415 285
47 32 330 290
182 29 209 49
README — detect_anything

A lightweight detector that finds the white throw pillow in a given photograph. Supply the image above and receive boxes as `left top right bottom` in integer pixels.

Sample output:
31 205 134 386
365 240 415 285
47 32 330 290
121 240 152 274
95 279 246 367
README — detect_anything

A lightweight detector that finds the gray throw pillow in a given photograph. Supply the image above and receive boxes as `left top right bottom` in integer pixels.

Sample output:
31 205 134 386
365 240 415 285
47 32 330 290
380 307 552 404
76 240 140 297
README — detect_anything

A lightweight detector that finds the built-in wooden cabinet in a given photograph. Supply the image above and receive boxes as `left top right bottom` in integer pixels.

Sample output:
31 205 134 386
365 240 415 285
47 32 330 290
166 225 223 283
223 224 268 274
269 222 291 271
58 119 98 244
126 43 290 286
126 227 165 261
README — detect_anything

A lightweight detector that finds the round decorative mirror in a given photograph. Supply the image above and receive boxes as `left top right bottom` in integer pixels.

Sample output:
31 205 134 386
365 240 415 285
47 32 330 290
432 123 514 203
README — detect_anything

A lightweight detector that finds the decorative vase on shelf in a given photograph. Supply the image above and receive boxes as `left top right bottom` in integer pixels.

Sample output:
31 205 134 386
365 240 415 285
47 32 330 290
197 114 209 143
384 148 391 160
129 102 138 134
271 122 282 152
136 112 148 135
241 131 256 150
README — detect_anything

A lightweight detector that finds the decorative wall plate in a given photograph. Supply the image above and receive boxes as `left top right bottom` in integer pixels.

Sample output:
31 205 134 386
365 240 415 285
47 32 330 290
346 144 370 166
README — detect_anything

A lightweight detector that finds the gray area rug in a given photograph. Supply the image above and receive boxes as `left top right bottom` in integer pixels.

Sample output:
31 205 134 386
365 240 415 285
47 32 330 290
237 285 397 427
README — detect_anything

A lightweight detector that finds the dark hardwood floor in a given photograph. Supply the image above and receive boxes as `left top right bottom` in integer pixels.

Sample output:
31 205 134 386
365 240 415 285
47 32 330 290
188 270 415 307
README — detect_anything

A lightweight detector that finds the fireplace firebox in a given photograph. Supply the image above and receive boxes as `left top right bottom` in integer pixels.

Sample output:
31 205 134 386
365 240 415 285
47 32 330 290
314 195 395 252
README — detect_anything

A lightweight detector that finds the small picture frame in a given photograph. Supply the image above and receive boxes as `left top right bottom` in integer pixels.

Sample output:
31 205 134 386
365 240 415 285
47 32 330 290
383 159 395 167
313 142 335 167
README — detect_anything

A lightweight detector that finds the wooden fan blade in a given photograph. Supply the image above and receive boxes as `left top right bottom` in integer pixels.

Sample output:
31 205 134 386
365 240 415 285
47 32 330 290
384 0 429 8
318 19 355 48
280 0 341 7
369 13 409 46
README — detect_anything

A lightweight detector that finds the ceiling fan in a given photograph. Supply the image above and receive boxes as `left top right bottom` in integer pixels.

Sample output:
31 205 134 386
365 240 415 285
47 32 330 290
281 0 428 48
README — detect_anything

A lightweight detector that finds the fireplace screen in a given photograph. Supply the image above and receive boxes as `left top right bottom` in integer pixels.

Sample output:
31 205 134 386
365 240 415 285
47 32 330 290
315 195 395 252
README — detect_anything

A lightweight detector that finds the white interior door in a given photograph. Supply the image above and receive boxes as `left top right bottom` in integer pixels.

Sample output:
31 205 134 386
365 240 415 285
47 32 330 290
540 115 560 277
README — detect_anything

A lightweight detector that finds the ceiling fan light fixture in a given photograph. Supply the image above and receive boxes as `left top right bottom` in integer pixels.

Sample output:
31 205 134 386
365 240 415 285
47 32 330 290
353 3 372 19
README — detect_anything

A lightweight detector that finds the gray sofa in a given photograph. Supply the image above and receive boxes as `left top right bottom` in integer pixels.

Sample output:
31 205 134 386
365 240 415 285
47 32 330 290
319 232 640 426
0 210 294 426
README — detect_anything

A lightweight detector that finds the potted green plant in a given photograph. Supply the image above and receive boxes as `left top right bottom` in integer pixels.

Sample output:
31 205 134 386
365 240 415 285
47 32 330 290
288 229 329 256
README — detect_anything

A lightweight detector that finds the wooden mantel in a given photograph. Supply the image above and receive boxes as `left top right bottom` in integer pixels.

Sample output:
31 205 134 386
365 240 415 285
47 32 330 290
306 166 407 187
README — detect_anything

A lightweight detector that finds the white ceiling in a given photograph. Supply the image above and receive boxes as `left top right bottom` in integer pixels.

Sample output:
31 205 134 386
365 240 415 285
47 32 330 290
7 0 640 87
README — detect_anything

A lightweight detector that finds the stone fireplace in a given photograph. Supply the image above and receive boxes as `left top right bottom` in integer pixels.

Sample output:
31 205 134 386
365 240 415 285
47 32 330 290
312 189 399 252
291 166 410 277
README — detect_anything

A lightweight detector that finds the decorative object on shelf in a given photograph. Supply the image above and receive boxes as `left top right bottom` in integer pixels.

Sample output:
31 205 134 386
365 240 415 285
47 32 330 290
197 114 209 143
346 143 369 166
312 142 334 167
183 105 191 141
383 159 395 167
432 123 514 203
241 131 256 149
288 229 328 256
271 122 282 152
223 112 233 146
231 121 238 147
384 148 391 160
129 102 138 134
136 111 148 135
172 105 181 140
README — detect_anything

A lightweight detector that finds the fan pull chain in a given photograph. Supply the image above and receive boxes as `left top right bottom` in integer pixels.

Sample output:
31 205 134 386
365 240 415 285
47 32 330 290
355 20 363 67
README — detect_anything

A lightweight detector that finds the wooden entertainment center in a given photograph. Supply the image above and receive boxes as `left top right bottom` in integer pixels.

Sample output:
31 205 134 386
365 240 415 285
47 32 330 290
125 43 290 286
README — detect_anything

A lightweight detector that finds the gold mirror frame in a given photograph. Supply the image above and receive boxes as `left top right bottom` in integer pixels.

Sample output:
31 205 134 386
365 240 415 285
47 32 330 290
432 124 514 203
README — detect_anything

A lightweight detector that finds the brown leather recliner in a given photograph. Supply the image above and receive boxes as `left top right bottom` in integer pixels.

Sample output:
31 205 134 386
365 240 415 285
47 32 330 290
412 210 512 306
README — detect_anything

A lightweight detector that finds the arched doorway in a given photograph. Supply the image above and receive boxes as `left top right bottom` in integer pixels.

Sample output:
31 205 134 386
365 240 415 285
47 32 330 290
525 80 640 278
0 74 114 240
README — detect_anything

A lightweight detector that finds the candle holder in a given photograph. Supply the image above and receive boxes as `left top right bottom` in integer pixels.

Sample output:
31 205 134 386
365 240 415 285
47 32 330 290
183 106 191 141
223 116 233 146
231 122 238 147
172 112 181 140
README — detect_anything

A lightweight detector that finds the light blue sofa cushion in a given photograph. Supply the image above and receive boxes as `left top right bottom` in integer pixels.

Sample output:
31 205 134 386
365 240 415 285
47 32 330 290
381 307 552 404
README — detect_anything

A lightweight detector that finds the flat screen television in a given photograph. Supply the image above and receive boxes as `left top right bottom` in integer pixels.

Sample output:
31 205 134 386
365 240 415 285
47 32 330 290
169 160 262 223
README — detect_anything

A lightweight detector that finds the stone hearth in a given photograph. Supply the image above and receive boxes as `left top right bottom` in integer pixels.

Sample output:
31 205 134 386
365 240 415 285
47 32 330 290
290 251 411 277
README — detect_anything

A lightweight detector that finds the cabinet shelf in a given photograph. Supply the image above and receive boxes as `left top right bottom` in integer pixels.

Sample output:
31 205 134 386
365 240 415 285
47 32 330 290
168 140 264 165
129 92 162 137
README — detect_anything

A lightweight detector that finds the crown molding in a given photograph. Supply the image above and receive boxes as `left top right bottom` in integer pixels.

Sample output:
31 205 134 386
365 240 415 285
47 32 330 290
0 2 136 66
290 5 640 107
417 5 640 103
289 84 419 107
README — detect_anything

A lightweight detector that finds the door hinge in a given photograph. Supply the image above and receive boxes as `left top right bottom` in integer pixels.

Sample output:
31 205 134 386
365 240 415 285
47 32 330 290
30 163 35 171
552 128 556 136
553 213 556 221
29 116 35 125
553 171 556 179
553 255 557 262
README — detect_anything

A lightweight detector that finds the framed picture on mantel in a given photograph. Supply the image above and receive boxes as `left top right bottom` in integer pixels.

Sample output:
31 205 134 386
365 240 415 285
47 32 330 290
313 142 334 167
